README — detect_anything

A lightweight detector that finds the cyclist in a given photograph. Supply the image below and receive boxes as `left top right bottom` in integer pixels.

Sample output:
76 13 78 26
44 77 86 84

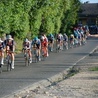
32 37 41 61
69 34 74 48
41 35 49 57
56 33 64 50
22 38 32 63
79 27 85 45
4 35 15 69
0 38 5 67
63 33 68 50
48 33 54 51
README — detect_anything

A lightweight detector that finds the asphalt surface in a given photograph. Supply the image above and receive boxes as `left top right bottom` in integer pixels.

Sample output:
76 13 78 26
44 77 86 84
0 38 98 98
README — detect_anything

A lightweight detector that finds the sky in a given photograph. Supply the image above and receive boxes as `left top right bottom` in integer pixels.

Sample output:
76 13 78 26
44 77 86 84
81 0 98 3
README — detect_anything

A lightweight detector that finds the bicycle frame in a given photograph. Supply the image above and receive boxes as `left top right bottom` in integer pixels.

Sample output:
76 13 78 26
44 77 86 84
24 49 30 66
6 52 12 71
0 53 2 73
41 47 47 61
48 41 54 52
56 40 61 52
63 41 68 50
48 42 52 52
33 48 39 63
0 64 2 73
70 40 74 48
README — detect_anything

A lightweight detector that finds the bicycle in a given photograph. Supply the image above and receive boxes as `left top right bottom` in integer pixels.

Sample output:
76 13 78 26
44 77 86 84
0 62 3 73
0 55 2 73
70 40 74 48
63 41 68 50
48 42 52 53
48 40 54 52
56 40 61 52
6 52 12 71
0 51 3 73
0 64 2 73
24 49 30 66
33 48 39 63
41 47 47 61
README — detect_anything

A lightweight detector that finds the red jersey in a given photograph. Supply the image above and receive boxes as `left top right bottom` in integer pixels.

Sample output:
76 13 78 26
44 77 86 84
41 38 48 48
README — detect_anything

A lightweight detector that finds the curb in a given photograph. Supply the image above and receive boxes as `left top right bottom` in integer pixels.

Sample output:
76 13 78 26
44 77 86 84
89 46 98 56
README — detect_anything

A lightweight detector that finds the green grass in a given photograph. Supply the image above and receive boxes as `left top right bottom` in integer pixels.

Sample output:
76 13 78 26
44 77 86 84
15 38 23 54
89 67 98 71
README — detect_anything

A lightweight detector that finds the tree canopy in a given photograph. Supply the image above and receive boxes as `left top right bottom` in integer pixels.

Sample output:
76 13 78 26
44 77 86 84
0 0 81 39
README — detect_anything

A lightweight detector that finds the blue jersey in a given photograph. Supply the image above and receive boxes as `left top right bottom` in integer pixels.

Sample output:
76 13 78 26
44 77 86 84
32 39 41 49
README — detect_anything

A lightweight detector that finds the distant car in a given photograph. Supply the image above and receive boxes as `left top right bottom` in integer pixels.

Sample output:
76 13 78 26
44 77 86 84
89 25 98 34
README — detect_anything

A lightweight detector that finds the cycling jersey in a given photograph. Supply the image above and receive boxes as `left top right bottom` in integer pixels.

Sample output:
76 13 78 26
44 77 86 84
23 41 31 50
4 39 15 52
74 30 78 38
40 36 47 47
57 34 63 42
32 39 41 49
63 35 68 41
48 34 54 43
70 35 74 42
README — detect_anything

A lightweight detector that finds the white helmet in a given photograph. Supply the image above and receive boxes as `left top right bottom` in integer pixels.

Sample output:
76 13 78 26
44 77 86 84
41 36 45 41
24 38 28 42
6 35 12 40
71 34 74 37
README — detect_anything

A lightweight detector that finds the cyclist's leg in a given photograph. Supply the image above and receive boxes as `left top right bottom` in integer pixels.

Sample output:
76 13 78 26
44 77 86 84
51 40 54 51
38 49 41 61
42 47 46 57
0 51 4 65
57 40 59 49
23 49 26 56
11 52 15 69
46 46 49 57
52 40 54 51
49 41 52 52
28 50 32 63
66 41 68 49
61 40 63 50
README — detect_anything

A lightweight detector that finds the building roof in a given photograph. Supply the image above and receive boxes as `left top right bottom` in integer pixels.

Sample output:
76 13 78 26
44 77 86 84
79 3 98 17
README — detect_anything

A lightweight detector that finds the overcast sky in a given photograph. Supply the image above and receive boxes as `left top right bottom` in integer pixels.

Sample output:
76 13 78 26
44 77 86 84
81 0 98 3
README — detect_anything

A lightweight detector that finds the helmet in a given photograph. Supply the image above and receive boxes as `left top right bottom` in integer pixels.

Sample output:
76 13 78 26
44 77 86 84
24 38 28 42
70 34 74 38
34 37 38 41
6 35 12 40
49 33 52 36
41 36 44 41
64 33 66 36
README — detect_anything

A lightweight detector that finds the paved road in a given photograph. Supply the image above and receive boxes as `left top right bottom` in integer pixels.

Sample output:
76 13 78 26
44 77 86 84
0 38 98 98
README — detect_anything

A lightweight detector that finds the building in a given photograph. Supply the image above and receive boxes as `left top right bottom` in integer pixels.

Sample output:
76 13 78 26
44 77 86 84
78 3 98 34
78 3 98 26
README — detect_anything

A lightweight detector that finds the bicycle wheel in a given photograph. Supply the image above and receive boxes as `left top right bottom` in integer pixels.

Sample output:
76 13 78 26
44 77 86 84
7 61 11 71
34 50 38 63
35 55 39 63
56 44 60 52
25 53 30 66
48 44 52 53
41 50 45 61
0 64 2 73
7 56 12 71
63 42 68 50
